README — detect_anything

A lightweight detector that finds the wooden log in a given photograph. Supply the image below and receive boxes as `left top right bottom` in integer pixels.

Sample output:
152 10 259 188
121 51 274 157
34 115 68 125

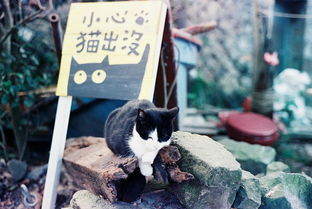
63 136 193 203
63 137 137 202
252 0 274 118
167 164 195 183
159 145 181 164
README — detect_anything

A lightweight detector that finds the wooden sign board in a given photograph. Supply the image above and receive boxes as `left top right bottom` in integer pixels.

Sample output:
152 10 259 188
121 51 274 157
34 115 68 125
56 1 167 100
42 1 167 208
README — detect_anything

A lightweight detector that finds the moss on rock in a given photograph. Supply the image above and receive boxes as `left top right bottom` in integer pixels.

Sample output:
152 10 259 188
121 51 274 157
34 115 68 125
171 131 242 209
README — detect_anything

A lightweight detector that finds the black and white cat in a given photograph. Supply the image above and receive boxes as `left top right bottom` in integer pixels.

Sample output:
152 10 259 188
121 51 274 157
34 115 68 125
104 99 179 176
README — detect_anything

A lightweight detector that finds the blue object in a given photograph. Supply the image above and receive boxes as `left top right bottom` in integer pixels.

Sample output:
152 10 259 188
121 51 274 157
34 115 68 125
174 37 200 128
67 98 126 138
29 97 126 142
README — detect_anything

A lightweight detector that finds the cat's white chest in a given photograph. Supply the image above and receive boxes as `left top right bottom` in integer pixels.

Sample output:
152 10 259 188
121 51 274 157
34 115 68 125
128 125 171 176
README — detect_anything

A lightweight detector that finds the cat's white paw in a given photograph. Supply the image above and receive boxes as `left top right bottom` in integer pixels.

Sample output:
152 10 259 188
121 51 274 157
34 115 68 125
141 151 157 164
139 163 153 176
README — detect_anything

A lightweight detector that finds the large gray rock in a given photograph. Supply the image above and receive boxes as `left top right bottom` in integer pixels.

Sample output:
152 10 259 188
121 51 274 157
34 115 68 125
232 170 261 209
7 159 27 182
70 190 136 209
259 172 312 209
218 138 276 175
70 190 117 209
70 189 185 209
27 164 48 181
266 161 290 175
276 143 312 165
171 131 242 209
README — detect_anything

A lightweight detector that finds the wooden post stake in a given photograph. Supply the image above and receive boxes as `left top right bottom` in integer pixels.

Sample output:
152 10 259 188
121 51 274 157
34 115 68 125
42 2 168 207
42 96 72 209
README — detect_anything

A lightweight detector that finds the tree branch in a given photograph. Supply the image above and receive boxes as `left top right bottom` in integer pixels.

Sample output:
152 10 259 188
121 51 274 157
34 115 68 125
161 47 168 108
3 0 13 30
1 0 14 53
166 45 180 108
0 24 5 36
49 0 54 11
0 8 44 47
0 123 8 161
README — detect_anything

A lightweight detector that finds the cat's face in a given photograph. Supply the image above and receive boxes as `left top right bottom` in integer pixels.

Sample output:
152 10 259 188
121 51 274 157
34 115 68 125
135 107 179 142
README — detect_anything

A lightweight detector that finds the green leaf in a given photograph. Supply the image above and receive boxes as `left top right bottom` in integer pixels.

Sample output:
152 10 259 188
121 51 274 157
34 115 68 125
30 56 39 65
1 94 9 105
24 96 34 107
9 86 15 96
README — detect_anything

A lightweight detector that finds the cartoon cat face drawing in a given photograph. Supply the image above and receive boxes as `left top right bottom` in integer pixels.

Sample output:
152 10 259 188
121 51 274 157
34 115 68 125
67 44 150 99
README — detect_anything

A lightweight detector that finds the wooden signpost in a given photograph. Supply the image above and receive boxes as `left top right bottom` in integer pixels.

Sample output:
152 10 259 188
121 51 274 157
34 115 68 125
42 1 167 208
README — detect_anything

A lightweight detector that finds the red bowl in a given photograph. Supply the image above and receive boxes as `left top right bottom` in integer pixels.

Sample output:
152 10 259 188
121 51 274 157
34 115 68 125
226 112 279 146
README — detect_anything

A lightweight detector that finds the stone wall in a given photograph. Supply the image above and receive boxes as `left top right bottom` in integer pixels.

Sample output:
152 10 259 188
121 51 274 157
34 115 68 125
170 0 312 108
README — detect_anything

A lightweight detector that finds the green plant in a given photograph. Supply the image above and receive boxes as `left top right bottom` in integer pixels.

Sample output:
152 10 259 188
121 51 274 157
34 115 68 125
187 74 209 109
188 72 248 110
0 1 57 160
0 38 57 160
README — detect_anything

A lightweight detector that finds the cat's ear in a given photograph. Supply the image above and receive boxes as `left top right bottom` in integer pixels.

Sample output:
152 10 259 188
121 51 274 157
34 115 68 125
138 44 150 64
167 107 179 119
71 56 79 66
137 109 146 121
101 55 109 66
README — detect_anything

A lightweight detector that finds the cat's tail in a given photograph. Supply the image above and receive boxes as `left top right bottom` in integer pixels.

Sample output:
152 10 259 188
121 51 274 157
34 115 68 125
103 107 121 138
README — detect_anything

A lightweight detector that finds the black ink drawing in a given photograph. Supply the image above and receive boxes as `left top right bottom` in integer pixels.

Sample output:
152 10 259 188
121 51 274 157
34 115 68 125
111 11 128 24
102 31 119 52
134 10 149 25
67 44 150 99
121 30 143 55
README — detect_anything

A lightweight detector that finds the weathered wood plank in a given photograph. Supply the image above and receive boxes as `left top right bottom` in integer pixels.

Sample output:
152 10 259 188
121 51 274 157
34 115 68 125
63 136 193 203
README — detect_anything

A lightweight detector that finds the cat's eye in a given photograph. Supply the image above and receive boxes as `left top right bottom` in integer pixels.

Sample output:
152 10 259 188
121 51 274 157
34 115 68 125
91 69 106 84
148 136 153 140
73 70 87 84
